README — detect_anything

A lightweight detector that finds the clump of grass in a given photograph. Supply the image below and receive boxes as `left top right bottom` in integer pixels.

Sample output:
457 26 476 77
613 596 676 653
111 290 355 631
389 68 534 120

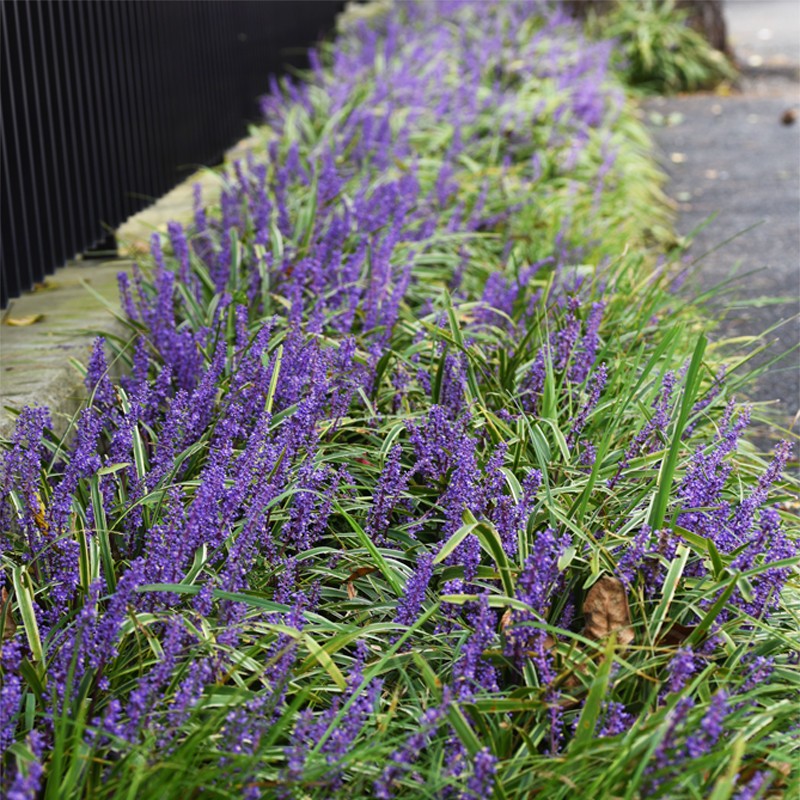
1 2 796 799
587 0 737 93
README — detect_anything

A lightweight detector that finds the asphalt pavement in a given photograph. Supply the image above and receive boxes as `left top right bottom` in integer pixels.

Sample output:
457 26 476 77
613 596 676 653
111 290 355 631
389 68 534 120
644 0 800 449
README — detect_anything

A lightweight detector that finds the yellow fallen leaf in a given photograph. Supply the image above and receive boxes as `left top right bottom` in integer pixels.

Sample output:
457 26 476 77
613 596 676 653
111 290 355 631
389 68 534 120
5 314 44 326
33 493 48 533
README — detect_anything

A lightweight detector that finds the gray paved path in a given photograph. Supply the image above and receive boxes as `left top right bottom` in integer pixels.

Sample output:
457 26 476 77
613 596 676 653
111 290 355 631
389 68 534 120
645 0 800 448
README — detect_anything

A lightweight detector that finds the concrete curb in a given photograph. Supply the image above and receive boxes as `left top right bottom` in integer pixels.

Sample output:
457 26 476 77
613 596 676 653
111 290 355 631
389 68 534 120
0 261 131 440
0 135 264 442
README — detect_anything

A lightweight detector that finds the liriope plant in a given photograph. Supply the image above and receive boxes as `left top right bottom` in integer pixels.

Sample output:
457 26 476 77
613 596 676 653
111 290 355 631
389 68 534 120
1 3 796 799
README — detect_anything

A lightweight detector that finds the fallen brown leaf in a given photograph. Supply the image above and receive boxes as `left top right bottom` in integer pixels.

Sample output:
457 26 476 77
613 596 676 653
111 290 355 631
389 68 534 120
5 313 44 327
499 607 513 634
1 587 16 639
500 582 634 696
343 566 377 583
343 566 377 601
772 761 792 779
119 240 149 257
658 622 696 646
582 576 634 647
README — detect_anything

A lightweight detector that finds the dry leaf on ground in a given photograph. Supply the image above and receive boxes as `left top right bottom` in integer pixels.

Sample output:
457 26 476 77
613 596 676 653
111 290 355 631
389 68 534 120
343 566 377 601
582 576 634 647
5 314 44 326
499 607 513 634
658 622 696 646
1 587 16 639
344 566 377 583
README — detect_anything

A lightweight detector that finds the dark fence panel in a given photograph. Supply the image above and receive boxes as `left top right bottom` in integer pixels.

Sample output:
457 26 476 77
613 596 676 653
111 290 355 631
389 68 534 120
0 0 343 308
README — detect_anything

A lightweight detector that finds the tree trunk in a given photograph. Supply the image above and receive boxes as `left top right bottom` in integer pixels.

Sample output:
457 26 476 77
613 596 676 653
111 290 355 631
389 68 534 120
562 0 613 21
675 0 730 56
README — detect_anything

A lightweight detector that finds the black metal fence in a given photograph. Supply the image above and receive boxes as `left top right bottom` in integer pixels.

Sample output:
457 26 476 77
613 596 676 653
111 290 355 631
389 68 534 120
0 0 343 308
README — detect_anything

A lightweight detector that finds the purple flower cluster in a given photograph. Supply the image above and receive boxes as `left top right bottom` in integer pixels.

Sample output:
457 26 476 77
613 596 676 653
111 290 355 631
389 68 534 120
453 594 500 700
5 730 44 800
734 772 767 800
646 690 731 792
1 640 23 754
0 406 51 557
615 525 678 591
286 642 382 791
366 445 410 545
609 370 677 488
394 551 434 628
686 690 728 758
598 701 634 738
465 747 498 798
505 528 569 680
676 404 797 619
567 364 608 456
485 460 542 560
520 300 608 419
666 647 697 695
373 691 452 798
221 599 308 761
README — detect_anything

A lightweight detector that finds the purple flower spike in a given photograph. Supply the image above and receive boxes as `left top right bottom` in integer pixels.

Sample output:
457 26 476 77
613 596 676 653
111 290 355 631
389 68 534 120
394 551 434 628
85 337 116 414
373 691 452 799
367 445 410 544
734 772 766 800
1 640 23 754
598 701 633 738
453 593 499 699
686 690 728 758
466 747 497 798
666 647 697 695
5 730 44 800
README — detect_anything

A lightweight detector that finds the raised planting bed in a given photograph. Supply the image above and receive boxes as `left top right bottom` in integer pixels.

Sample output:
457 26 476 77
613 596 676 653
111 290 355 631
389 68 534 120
1 3 797 798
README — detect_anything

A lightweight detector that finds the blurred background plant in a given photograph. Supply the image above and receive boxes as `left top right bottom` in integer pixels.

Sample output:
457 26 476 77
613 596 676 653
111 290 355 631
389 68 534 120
570 0 737 93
